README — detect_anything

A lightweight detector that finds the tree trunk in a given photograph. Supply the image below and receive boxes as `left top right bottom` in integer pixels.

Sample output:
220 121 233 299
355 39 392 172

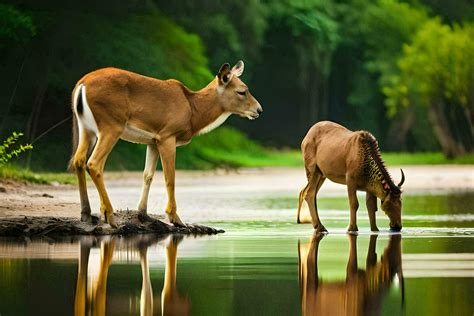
385 110 415 151
25 78 49 168
0 48 30 134
429 101 466 158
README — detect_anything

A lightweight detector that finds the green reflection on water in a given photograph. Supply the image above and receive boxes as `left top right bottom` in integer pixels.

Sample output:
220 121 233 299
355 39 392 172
251 192 474 215
0 193 472 315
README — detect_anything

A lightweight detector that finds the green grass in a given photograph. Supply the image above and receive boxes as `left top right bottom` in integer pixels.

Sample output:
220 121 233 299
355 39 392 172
0 164 75 184
382 152 474 165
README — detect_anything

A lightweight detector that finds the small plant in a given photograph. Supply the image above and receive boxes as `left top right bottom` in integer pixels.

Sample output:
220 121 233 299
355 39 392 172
0 132 32 165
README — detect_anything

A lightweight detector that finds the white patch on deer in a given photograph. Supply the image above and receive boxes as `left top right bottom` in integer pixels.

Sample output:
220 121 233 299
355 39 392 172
216 82 225 95
176 140 191 147
121 124 156 144
198 112 231 135
73 84 99 141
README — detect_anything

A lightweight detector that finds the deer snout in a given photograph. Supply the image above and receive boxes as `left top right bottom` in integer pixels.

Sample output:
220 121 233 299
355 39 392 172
257 104 263 114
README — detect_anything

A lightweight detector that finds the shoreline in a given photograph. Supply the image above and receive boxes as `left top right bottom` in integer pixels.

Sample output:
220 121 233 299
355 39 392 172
1 165 473 221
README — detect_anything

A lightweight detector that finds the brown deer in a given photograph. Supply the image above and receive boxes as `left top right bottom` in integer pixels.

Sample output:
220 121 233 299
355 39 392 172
69 61 262 227
297 121 405 232
298 234 404 316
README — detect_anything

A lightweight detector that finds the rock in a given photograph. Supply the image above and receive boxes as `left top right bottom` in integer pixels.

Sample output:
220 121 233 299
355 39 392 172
0 210 224 237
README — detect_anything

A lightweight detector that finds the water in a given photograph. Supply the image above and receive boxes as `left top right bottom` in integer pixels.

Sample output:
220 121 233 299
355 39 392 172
0 192 473 315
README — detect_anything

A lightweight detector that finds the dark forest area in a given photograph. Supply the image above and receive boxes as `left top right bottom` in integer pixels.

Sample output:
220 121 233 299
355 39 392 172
0 0 473 171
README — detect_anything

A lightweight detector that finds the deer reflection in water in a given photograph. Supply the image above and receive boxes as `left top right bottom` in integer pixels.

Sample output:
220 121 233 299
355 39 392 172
298 234 404 316
74 235 189 316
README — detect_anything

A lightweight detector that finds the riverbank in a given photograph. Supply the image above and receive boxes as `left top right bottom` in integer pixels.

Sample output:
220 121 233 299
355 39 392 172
1 165 472 222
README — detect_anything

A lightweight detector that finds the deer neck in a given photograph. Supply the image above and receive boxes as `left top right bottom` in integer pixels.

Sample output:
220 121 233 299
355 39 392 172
363 157 390 200
369 181 389 201
188 80 230 135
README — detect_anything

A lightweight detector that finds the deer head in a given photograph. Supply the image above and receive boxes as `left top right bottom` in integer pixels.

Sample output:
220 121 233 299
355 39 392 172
381 169 405 231
216 61 263 120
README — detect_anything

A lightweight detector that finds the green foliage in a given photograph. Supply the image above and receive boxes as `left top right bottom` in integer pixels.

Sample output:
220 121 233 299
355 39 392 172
0 132 32 165
46 10 213 92
272 0 341 79
382 19 474 156
93 13 213 90
177 127 301 169
155 0 268 71
343 0 431 142
384 19 474 114
358 0 430 87
177 127 267 169
0 3 36 44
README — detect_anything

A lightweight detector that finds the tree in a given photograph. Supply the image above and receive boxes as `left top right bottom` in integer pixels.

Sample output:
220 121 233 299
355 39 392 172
383 19 474 157
341 0 433 150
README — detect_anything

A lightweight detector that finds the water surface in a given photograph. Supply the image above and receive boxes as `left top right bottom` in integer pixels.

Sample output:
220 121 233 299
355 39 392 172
0 192 473 315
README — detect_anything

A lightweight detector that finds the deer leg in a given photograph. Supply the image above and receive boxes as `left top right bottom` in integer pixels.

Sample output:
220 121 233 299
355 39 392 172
157 138 184 227
93 238 115 316
309 233 324 282
298 164 314 224
346 234 358 278
346 177 359 232
137 144 159 214
139 244 153 316
87 133 119 228
72 129 95 222
366 192 379 232
304 171 327 233
298 233 324 314
74 239 92 316
162 235 186 315
297 183 310 223
366 234 378 269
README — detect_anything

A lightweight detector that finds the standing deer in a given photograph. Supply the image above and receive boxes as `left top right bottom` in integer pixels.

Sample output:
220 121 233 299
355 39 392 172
70 61 262 227
297 121 405 232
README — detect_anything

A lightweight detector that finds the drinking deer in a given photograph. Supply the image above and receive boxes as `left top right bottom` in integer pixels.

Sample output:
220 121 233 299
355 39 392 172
297 121 405 232
70 61 262 227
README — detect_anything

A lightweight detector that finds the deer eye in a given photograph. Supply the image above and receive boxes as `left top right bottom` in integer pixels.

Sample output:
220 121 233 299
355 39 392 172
236 91 246 96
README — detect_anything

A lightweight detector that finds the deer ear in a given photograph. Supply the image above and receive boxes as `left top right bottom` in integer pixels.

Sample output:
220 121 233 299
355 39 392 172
217 63 232 85
231 60 244 77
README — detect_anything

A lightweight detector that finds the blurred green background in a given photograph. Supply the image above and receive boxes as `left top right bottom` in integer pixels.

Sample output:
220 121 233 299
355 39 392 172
0 0 473 172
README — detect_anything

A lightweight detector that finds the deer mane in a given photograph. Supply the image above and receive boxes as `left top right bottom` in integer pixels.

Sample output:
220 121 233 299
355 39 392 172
361 132 401 195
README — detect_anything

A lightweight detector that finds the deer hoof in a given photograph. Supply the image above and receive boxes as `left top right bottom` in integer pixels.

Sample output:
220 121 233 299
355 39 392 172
106 213 118 228
81 213 92 223
315 225 328 233
168 213 186 227
347 224 358 232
